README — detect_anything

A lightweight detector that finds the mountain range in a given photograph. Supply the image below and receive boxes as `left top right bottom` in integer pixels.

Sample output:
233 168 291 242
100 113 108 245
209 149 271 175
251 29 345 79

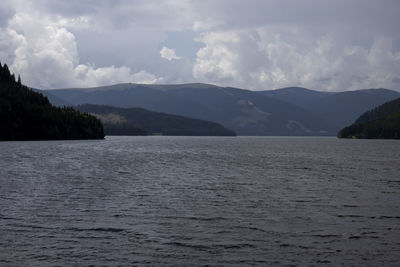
40 83 400 136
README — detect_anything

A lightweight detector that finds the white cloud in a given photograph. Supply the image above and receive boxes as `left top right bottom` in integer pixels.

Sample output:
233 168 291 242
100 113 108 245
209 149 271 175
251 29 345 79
74 65 162 87
1 6 162 89
193 28 400 91
193 31 242 83
160 46 180 61
192 18 224 32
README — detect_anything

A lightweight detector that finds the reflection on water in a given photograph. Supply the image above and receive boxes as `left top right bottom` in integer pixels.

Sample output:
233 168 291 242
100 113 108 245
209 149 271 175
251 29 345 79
0 136 399 266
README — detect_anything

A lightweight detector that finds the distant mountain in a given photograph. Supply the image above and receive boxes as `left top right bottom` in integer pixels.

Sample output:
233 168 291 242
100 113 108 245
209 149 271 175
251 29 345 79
338 97 400 139
306 89 400 130
0 63 104 141
77 104 236 136
259 87 332 108
48 83 333 136
46 83 400 136
259 87 400 131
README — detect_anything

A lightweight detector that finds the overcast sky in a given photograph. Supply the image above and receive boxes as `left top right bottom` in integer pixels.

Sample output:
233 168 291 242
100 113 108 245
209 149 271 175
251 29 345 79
1 0 400 91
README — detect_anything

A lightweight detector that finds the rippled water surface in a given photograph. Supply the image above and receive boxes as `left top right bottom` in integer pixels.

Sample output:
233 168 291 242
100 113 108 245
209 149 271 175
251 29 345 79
0 136 399 266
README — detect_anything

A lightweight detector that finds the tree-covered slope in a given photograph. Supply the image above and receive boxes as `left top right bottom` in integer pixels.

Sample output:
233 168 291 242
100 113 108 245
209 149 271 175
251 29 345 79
77 104 236 136
355 97 400 124
31 87 73 107
338 97 400 139
0 62 104 141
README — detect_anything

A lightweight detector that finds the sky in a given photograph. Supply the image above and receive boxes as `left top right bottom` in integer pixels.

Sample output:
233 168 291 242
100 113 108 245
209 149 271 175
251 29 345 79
1 0 400 91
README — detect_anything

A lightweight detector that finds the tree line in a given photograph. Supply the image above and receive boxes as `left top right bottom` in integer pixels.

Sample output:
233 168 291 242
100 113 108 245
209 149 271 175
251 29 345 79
338 97 400 139
0 62 104 141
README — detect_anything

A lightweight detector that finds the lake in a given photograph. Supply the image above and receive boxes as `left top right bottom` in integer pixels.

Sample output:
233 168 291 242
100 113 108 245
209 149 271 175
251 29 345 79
0 136 399 266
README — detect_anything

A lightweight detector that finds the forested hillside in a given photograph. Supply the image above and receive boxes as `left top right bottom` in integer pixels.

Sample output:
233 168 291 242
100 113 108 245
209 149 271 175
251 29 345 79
338 98 400 139
0 62 104 141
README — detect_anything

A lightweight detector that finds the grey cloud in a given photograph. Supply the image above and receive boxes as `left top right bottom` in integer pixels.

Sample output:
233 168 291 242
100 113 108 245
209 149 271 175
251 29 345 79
34 0 193 31
1 0 400 91
0 2 15 28
392 77 400 84
33 0 400 34
192 0 399 29
33 0 107 16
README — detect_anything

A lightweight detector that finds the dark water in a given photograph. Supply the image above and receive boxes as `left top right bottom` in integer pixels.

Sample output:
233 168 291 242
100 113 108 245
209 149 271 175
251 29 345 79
0 136 399 266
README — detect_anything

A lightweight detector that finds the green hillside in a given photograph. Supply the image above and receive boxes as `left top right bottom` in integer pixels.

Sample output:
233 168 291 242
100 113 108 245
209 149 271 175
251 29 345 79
0 62 104 141
77 104 236 136
338 97 400 139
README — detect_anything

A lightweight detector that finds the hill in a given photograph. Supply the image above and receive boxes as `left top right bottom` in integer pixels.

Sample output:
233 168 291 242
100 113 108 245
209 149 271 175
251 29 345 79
355 97 400 124
0 62 104 141
259 87 400 131
47 84 333 136
76 104 236 136
338 97 400 139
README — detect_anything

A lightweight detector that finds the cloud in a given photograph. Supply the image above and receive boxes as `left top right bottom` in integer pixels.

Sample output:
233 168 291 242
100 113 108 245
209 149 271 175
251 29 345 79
192 18 224 32
1 0 399 91
0 2 14 28
193 31 242 84
74 65 161 86
160 46 180 61
1 5 162 89
193 28 400 91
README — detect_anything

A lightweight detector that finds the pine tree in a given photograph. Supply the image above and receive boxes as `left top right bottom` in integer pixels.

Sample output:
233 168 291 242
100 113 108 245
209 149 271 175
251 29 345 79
0 62 105 140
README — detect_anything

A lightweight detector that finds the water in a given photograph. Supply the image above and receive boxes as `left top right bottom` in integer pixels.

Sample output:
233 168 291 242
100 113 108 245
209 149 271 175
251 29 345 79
0 136 399 266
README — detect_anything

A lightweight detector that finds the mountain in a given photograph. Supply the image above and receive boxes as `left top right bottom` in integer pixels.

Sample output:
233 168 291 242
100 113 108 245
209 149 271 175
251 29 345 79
77 104 236 136
0 62 104 141
260 87 400 131
47 83 333 136
46 83 400 136
305 89 400 130
259 87 332 108
338 97 400 139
